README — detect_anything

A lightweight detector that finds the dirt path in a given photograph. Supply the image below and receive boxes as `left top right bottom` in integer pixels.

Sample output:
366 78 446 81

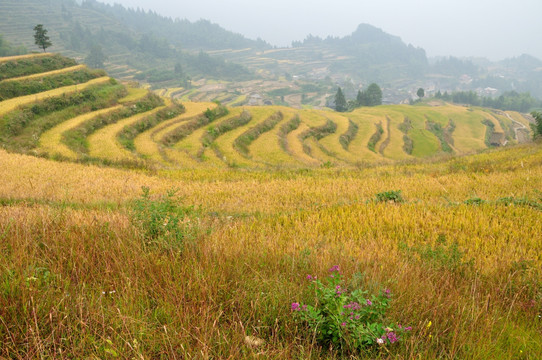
504 112 530 143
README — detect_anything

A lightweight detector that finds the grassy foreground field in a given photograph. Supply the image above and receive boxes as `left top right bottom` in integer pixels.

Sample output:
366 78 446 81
0 54 541 358
0 143 541 359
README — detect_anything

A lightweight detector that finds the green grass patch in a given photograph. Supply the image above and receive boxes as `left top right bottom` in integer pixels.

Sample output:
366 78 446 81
0 54 77 81
0 68 106 101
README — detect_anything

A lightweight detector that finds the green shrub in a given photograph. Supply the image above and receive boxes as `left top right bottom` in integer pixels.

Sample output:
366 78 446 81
375 190 404 203
399 234 473 272
130 187 200 252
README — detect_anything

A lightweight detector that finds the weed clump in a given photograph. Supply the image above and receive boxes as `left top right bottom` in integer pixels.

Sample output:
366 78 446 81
375 190 404 203
130 187 199 252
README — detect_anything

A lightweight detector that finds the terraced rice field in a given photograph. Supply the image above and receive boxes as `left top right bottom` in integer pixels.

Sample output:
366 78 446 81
38 105 124 159
0 54 534 171
87 104 168 161
0 76 111 117
2 64 87 82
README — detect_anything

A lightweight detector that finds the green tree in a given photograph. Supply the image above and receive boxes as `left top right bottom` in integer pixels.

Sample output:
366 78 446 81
33 24 52 52
85 44 107 69
366 83 383 106
356 89 369 106
417 88 425 98
531 111 542 139
335 87 347 112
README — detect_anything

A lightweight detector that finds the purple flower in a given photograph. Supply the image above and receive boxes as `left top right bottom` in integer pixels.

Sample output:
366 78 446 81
291 302 300 311
302 304 308 311
387 332 398 343
366 299 373 306
355 315 360 320
341 322 347 327
306 275 314 281
328 265 340 273
404 326 412 331
384 288 391 297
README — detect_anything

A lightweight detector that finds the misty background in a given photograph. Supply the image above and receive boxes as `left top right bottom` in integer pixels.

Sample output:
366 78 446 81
98 0 542 60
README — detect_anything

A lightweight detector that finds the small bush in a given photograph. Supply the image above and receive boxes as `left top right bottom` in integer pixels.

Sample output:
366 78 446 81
399 234 473 272
375 190 404 203
130 187 200 252
292 266 410 353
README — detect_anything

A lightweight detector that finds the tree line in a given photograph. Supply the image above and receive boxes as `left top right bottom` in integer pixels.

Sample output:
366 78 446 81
334 83 383 112
435 90 541 113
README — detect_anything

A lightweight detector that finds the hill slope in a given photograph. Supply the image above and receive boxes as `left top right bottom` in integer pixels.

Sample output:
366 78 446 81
0 0 254 82
0 54 533 171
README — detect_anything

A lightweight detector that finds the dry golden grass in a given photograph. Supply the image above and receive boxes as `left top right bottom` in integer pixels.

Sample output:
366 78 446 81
0 76 111 117
0 142 541 358
5 56 542 358
0 52 51 63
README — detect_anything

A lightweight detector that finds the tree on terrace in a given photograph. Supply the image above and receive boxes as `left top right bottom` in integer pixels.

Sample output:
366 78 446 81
335 87 347 112
33 24 52 52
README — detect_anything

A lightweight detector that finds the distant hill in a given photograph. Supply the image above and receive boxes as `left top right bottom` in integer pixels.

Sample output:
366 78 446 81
1 0 541 105
0 0 255 83
289 24 428 83
88 1 270 51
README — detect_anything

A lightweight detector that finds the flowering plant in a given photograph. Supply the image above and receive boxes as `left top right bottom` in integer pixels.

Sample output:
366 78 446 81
292 265 410 352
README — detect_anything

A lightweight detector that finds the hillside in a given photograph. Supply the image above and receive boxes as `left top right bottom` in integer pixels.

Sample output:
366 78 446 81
2 0 542 108
0 0 253 82
0 53 534 172
1 53 541 358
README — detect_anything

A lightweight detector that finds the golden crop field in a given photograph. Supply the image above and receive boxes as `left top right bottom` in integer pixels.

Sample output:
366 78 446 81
0 52 51 63
87 105 167 161
0 56 540 359
38 105 124 159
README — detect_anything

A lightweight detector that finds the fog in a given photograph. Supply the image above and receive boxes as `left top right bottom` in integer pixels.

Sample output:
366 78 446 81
99 0 542 60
